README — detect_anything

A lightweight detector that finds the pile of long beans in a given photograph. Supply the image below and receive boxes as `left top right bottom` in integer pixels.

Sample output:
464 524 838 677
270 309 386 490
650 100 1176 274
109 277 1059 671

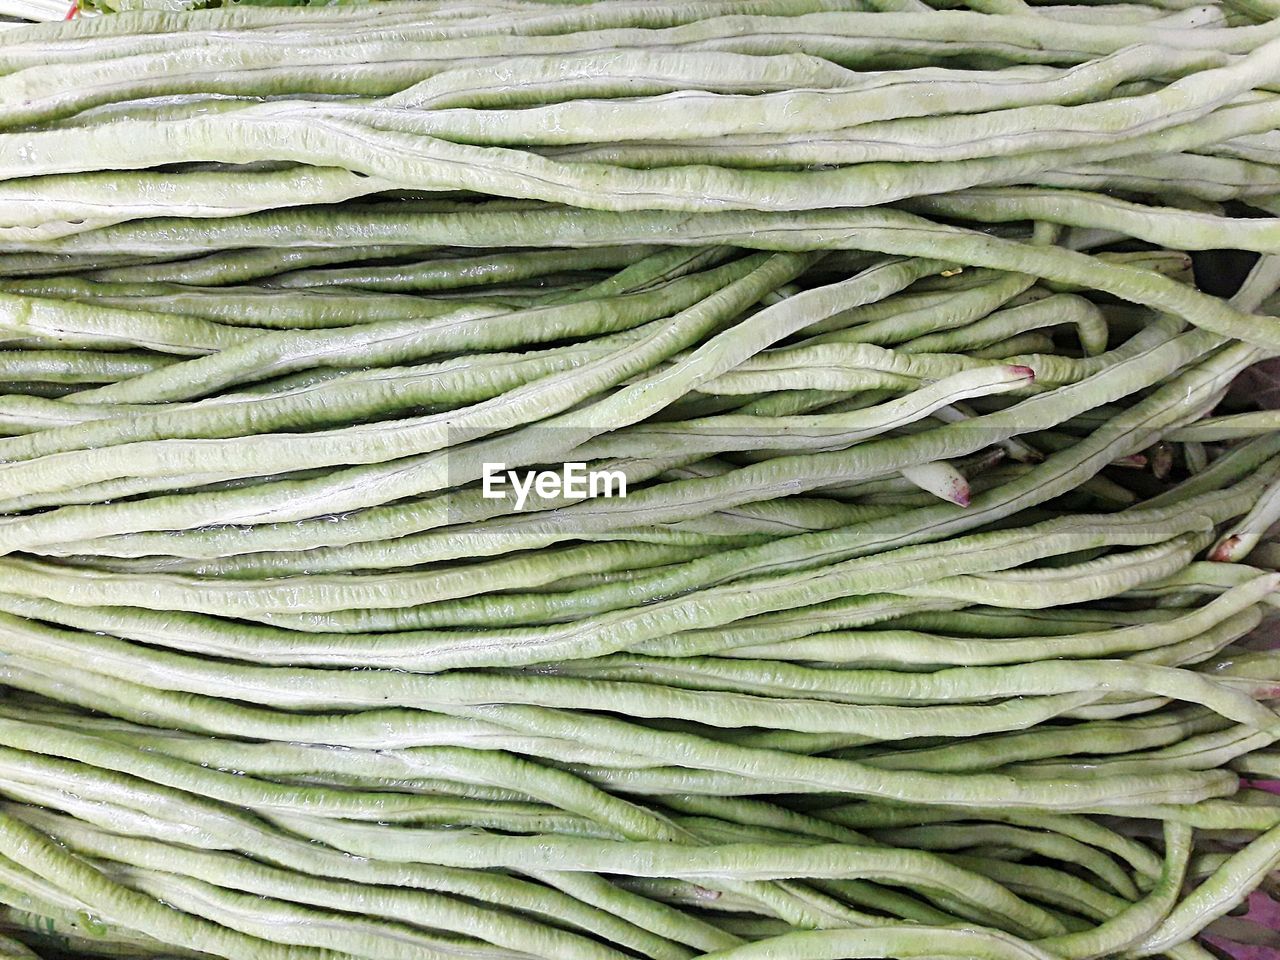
1 2 1280 959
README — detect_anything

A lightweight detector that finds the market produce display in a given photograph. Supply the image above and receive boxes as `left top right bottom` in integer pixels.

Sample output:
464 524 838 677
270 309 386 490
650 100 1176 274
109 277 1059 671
1 0 1280 957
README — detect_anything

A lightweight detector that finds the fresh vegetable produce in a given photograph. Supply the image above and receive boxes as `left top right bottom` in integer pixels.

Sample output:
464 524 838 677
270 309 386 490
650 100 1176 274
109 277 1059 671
0 2 1279 959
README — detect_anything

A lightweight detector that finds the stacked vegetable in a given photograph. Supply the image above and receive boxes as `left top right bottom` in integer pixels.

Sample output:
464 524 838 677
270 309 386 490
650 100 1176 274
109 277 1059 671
0 1 1279 958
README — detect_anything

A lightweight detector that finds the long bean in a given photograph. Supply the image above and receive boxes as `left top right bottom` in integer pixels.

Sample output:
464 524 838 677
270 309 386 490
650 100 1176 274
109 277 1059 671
30 206 1280 348
1 6 1277 957
907 188 1280 254
0 812 342 960
0 749 710 957
0 653 1236 809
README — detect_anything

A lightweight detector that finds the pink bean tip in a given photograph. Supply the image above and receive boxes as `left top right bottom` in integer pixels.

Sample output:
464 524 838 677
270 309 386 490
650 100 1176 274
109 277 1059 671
1243 778 1280 795
1008 365 1036 381
1208 537 1241 563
